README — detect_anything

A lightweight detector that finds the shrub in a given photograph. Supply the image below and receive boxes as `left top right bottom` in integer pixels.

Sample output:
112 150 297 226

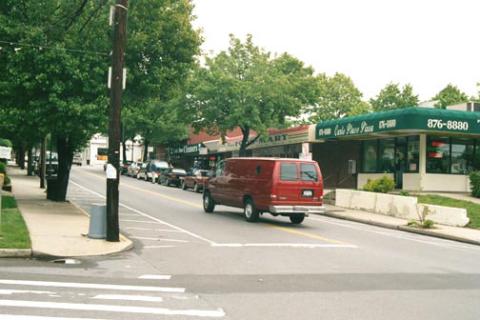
363 175 395 193
4 175 10 186
469 171 480 198
0 138 12 147
0 162 5 174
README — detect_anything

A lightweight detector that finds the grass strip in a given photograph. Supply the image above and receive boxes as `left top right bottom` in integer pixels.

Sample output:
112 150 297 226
0 195 31 249
417 194 480 229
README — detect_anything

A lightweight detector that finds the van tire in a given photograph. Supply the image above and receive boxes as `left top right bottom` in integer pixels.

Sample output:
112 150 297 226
289 214 305 224
244 198 259 222
203 191 215 213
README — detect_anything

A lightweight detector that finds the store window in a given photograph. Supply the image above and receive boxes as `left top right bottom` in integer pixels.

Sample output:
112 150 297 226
362 140 378 173
406 136 419 172
451 139 474 174
426 136 450 173
379 139 395 172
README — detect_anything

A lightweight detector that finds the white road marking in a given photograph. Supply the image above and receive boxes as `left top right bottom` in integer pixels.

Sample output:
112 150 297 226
0 300 225 318
138 275 172 280
0 316 105 320
70 180 217 245
211 243 357 248
130 236 188 243
0 289 55 295
0 280 184 293
310 216 478 250
120 219 159 224
124 227 155 231
92 294 163 302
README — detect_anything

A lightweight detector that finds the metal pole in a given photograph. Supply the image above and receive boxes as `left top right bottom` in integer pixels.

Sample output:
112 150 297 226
106 0 128 242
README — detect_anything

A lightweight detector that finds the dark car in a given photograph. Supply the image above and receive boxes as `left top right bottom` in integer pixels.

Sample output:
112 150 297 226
34 152 58 177
120 161 133 175
159 168 187 187
181 169 209 192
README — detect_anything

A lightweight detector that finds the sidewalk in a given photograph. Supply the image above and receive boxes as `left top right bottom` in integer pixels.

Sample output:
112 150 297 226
323 204 480 246
2 167 132 258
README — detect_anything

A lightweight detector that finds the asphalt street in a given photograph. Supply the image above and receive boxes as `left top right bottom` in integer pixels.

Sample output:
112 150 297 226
1 165 480 320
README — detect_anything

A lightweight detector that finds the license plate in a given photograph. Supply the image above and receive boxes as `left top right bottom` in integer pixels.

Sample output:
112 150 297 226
302 190 313 197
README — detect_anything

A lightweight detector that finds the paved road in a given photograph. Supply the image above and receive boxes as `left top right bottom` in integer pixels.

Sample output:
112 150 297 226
1 165 480 319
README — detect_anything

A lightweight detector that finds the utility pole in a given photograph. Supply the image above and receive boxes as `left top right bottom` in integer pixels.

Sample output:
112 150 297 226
106 0 128 242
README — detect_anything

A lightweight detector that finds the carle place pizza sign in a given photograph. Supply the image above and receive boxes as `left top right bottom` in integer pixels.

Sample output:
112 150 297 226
316 107 480 140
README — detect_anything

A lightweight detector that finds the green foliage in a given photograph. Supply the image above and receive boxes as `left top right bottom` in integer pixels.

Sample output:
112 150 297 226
307 73 366 122
2 195 16 209
363 175 395 193
469 171 480 198
0 162 5 174
407 219 434 229
432 84 469 109
370 83 419 111
189 34 318 155
0 138 12 147
3 175 10 186
0 202 31 248
399 190 410 196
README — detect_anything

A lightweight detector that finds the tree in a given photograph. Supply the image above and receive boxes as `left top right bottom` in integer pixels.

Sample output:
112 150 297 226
0 0 201 200
370 83 419 111
189 34 319 156
432 84 469 109
306 73 365 122
121 0 201 160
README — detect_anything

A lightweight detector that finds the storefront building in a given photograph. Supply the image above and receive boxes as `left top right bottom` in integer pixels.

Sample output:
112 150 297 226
314 107 480 192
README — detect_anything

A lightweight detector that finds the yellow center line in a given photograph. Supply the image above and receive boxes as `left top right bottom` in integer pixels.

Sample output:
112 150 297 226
269 225 350 245
78 170 202 209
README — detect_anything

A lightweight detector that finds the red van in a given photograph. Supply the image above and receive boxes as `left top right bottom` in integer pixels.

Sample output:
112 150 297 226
203 158 324 224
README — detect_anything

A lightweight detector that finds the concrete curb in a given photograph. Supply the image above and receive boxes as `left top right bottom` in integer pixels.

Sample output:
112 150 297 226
0 249 32 258
321 211 480 247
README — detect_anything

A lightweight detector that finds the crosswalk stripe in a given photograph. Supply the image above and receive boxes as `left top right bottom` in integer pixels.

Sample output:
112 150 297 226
0 300 226 318
0 280 184 293
92 294 163 302
0 316 105 320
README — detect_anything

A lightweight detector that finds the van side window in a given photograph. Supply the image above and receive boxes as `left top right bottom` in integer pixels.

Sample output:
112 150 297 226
256 165 262 175
216 161 225 177
280 163 297 181
301 163 317 181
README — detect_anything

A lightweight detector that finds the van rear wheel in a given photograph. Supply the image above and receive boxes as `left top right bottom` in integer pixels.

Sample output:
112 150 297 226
244 198 259 222
289 214 305 224
203 191 215 213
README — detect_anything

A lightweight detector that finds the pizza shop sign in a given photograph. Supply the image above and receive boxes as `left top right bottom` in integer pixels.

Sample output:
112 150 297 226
318 120 380 138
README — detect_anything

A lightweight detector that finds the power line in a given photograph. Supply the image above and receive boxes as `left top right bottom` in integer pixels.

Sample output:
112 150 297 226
0 40 109 56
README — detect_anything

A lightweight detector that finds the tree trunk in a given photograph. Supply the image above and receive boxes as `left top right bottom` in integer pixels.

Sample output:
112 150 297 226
27 147 34 176
122 139 127 163
47 136 73 202
239 127 250 157
40 137 46 189
17 144 25 170
143 139 149 161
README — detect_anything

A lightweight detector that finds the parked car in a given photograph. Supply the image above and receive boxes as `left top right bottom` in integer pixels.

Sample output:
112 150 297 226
34 151 59 177
127 161 143 177
181 169 210 192
203 158 324 224
159 168 187 187
72 153 83 166
138 160 170 182
120 161 133 175
136 162 148 180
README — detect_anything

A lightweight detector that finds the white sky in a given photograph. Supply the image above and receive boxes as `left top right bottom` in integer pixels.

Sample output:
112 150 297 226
192 0 479 101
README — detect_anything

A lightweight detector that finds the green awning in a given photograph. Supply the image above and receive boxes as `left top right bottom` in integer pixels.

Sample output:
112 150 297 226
315 107 480 140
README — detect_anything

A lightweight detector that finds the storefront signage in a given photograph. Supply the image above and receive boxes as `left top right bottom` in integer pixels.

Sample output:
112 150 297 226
168 143 203 155
316 108 480 140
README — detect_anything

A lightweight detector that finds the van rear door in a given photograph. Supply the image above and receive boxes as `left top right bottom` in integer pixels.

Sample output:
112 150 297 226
274 162 322 205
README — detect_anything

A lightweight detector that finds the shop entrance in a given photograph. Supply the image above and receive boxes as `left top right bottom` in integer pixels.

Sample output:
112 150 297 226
394 137 407 189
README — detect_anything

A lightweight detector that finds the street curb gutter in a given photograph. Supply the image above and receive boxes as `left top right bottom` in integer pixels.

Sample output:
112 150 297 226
321 211 480 247
0 249 32 258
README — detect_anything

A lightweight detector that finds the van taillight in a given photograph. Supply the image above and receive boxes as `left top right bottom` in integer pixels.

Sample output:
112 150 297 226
270 194 277 199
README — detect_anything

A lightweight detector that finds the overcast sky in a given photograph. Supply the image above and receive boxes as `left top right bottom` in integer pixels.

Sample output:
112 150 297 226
192 0 479 101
